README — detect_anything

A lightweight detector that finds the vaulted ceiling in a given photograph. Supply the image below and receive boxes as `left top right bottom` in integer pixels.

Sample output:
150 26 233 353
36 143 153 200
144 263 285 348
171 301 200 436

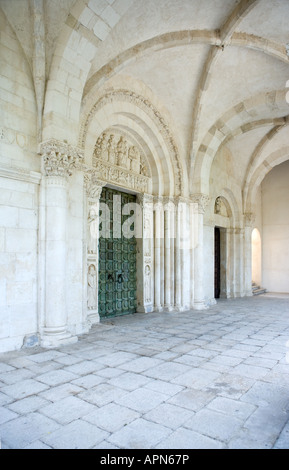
1 0 289 202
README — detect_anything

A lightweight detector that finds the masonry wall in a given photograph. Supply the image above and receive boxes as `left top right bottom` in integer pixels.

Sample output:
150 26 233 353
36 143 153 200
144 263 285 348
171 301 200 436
262 160 289 293
0 9 40 352
0 175 40 352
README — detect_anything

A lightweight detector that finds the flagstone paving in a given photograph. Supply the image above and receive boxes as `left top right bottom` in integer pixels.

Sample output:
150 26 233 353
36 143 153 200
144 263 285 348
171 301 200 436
0 294 289 449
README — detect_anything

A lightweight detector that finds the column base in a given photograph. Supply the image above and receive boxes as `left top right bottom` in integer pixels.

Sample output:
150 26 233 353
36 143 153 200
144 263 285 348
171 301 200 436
137 304 154 313
173 305 186 312
164 304 175 312
87 312 100 326
41 327 78 349
154 305 163 312
193 300 209 311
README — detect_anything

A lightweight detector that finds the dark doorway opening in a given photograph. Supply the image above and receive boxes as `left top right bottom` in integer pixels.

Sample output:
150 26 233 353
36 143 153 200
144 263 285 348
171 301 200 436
214 227 221 299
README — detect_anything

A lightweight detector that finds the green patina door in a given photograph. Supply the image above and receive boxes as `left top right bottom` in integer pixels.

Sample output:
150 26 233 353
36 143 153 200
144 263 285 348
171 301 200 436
98 187 137 318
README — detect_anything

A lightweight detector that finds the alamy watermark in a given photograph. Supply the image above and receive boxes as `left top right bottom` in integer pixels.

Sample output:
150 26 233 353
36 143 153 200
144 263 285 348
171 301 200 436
88 196 198 250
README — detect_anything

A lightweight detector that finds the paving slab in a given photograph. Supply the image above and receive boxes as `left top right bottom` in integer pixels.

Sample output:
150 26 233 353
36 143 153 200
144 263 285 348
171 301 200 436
107 418 171 449
0 296 289 449
184 408 243 442
83 402 140 432
156 427 224 449
39 395 96 425
41 419 109 449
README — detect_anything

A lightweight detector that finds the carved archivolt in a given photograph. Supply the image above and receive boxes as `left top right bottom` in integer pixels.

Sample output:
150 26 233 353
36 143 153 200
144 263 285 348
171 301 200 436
79 90 183 195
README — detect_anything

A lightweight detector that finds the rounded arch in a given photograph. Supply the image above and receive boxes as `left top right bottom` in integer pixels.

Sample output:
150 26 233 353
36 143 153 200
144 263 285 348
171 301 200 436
191 89 288 195
215 188 241 228
245 146 289 214
79 89 186 197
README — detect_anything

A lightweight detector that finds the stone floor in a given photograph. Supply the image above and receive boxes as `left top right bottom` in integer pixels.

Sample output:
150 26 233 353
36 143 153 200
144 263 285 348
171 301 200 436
1 294 289 449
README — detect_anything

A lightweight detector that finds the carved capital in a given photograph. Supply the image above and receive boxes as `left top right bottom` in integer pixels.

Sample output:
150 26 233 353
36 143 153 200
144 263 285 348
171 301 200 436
153 196 163 212
40 139 84 178
84 171 105 199
244 212 256 226
190 193 210 214
163 196 175 212
137 193 154 209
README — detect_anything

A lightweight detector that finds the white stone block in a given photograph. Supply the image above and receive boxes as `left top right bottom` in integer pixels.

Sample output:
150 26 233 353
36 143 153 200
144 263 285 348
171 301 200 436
0 228 4 252
79 6 96 28
68 97 82 121
0 307 10 340
93 18 111 41
101 5 120 28
0 279 6 306
0 206 18 228
88 0 108 16
9 304 37 336
18 208 38 230
14 253 37 282
0 188 34 209
5 228 37 253
44 90 69 116
6 281 34 306
113 0 134 15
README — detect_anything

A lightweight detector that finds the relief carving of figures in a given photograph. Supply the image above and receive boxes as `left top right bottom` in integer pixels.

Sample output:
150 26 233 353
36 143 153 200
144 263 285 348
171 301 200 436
144 216 152 257
129 146 140 174
91 131 150 192
140 160 148 176
144 264 151 303
100 133 109 162
93 136 102 160
214 197 228 217
87 205 99 254
107 134 116 165
117 136 128 169
87 264 97 309
215 197 222 214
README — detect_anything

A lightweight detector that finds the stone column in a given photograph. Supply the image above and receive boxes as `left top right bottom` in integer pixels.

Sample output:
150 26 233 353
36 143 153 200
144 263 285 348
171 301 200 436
85 174 105 325
234 227 244 298
164 198 174 311
191 193 210 310
137 194 154 313
154 197 163 311
244 213 255 296
40 140 83 348
174 197 191 311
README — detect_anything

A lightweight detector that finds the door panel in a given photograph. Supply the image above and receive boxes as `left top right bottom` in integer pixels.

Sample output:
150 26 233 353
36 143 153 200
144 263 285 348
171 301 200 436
98 187 137 318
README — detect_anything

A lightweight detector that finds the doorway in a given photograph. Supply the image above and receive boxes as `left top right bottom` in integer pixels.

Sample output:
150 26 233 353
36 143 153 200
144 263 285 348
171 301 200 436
214 227 221 299
98 187 137 318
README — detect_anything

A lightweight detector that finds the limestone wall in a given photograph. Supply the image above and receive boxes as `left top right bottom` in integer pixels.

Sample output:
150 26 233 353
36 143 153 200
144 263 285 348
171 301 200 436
0 174 40 352
0 9 40 351
262 160 289 293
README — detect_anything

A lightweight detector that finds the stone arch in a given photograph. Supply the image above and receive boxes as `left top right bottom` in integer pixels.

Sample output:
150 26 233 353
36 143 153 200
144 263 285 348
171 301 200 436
207 189 243 300
191 89 288 195
243 121 289 211
83 31 288 99
245 146 289 214
42 0 133 144
79 89 186 197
